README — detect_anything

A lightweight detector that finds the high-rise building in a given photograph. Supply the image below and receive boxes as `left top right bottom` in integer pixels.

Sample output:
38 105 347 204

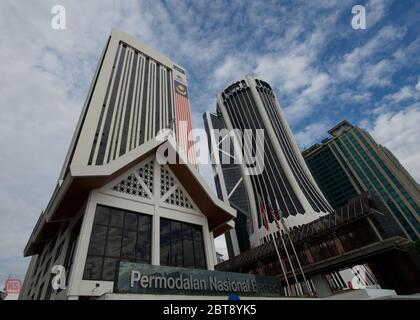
303 120 420 241
19 29 235 300
214 75 333 246
203 112 251 257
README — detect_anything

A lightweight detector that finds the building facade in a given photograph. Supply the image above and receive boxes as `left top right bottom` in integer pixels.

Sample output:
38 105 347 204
303 120 420 241
214 75 333 246
19 29 235 300
203 112 251 258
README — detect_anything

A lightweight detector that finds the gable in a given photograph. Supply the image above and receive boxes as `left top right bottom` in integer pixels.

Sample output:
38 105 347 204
103 156 195 212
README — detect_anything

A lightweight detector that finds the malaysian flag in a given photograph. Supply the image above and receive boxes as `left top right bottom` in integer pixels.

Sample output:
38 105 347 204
275 198 287 227
174 80 197 166
267 196 281 230
257 193 269 231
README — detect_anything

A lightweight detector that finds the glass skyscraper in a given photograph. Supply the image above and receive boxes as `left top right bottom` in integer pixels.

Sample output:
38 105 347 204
303 120 420 241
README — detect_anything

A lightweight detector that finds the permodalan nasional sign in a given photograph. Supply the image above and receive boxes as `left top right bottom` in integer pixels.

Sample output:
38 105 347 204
115 262 284 297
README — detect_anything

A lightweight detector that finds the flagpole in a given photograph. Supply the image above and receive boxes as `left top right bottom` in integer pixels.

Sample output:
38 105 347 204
280 229 303 295
284 221 313 296
276 199 313 296
268 196 302 296
257 194 291 296
269 231 291 296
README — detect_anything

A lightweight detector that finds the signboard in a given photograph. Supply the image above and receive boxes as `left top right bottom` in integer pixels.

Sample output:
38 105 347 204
5 278 21 294
115 261 283 297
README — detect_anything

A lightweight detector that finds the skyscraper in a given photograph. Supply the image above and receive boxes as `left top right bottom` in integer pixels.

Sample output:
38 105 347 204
214 75 333 246
57 31 196 174
303 120 420 241
19 29 235 300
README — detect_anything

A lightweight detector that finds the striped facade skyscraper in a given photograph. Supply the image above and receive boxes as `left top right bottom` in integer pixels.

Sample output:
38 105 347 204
215 75 333 246
59 29 196 176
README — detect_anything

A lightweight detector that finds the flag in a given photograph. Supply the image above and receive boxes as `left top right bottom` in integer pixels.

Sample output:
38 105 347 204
267 196 281 230
275 198 291 233
257 194 269 231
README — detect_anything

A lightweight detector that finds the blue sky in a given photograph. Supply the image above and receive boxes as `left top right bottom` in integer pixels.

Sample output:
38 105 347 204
0 0 419 286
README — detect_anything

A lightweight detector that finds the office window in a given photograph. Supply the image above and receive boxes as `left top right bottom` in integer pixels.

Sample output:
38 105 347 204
83 205 151 281
160 218 206 269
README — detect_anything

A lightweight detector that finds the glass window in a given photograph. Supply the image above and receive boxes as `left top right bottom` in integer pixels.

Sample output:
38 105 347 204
160 217 207 269
83 205 152 281
136 232 151 262
102 257 119 281
109 208 124 228
88 225 107 256
121 230 137 260
83 255 103 280
94 206 110 225
160 219 171 266
105 227 122 258
124 212 138 231
139 215 151 233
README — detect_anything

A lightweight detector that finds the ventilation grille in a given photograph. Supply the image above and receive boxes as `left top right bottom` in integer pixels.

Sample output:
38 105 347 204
165 187 194 209
160 166 175 196
112 159 154 199
112 173 150 199
138 159 154 193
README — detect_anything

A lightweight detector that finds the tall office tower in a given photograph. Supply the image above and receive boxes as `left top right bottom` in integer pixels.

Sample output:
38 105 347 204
215 75 333 246
19 29 235 300
203 112 251 258
303 120 420 241
58 31 196 173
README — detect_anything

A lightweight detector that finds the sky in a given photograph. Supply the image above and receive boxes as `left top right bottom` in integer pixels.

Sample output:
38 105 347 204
0 0 419 287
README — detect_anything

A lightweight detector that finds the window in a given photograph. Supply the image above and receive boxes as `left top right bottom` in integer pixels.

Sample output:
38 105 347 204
64 218 82 285
160 218 206 269
83 205 152 281
54 240 65 262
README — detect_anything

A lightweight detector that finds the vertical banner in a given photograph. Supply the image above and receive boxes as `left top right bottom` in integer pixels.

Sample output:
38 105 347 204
174 79 197 166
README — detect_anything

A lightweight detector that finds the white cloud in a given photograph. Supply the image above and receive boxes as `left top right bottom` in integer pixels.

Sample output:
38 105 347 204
255 55 313 93
365 0 390 28
295 122 329 149
336 26 403 82
213 55 252 90
361 59 393 87
383 85 419 104
340 91 372 103
284 72 331 125
371 78 420 115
